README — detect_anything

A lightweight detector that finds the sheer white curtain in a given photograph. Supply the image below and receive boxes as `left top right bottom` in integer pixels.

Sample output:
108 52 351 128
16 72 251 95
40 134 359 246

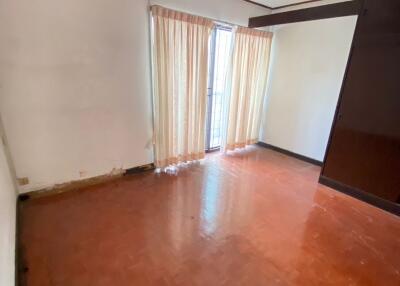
151 6 214 168
222 27 273 151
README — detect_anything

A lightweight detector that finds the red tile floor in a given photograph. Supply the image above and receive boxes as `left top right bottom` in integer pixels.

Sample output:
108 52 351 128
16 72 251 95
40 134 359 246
19 146 400 286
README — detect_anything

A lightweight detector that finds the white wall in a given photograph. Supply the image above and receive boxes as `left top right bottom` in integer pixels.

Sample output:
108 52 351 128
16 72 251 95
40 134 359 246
0 0 154 192
0 0 268 193
259 16 357 161
0 120 16 286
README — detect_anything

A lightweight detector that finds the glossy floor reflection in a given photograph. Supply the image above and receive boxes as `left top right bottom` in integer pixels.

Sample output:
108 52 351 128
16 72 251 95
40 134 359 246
19 146 400 286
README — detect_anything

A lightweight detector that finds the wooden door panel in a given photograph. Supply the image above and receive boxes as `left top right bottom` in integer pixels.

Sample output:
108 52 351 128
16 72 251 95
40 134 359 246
322 0 400 203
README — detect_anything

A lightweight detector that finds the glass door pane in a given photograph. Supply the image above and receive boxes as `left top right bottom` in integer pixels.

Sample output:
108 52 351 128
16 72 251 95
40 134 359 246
206 26 232 151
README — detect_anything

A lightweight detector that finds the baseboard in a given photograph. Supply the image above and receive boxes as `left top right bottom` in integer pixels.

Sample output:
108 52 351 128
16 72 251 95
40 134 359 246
16 197 29 286
18 163 155 201
15 199 20 286
205 147 221 154
257 142 323 166
319 176 400 216
124 163 155 175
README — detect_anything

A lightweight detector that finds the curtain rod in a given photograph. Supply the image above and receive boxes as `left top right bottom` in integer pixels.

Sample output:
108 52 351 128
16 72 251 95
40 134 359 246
149 5 245 29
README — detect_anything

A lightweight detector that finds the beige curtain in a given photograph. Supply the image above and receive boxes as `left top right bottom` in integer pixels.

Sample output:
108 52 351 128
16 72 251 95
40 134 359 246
223 27 273 151
151 6 214 168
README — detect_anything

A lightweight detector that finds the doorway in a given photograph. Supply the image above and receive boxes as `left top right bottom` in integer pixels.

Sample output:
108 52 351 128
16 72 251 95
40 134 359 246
205 25 233 151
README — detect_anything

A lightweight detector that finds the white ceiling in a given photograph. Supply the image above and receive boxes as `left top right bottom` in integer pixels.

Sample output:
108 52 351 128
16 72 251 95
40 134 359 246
252 0 320 8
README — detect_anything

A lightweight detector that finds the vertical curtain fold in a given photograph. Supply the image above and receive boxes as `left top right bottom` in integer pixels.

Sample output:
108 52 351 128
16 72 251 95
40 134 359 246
223 27 273 151
151 6 214 168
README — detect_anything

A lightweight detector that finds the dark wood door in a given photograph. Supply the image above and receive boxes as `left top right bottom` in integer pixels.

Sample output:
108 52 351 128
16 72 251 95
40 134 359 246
322 0 400 203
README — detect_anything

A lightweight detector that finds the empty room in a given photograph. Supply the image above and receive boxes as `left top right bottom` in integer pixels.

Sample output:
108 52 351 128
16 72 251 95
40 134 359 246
0 0 399 285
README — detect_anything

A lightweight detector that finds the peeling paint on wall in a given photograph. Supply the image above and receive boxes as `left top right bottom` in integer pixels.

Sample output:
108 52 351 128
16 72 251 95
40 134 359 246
24 168 126 199
17 177 29 186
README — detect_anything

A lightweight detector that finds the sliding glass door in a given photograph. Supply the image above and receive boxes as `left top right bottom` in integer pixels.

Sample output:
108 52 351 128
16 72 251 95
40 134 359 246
205 26 233 151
